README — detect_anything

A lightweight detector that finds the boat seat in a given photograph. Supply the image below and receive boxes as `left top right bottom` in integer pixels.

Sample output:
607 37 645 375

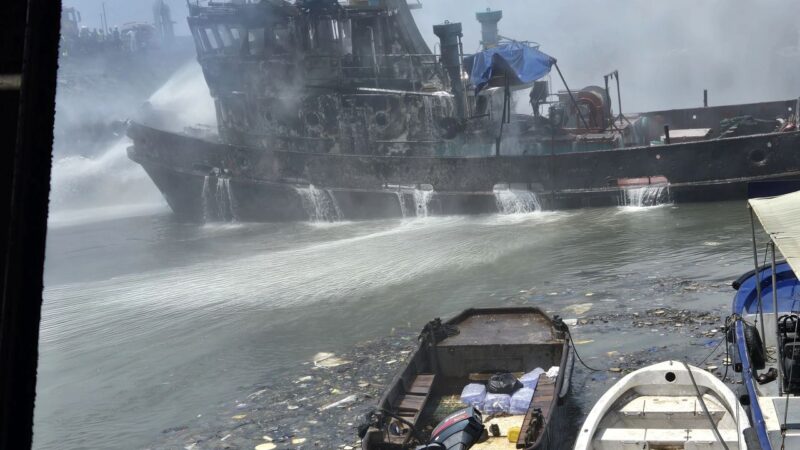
388 373 436 444
619 395 726 424
593 427 741 450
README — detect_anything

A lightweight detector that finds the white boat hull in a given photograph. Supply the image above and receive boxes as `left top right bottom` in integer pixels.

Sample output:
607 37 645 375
574 360 749 450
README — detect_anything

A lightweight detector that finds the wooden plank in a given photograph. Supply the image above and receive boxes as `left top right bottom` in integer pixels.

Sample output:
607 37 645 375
397 395 425 412
518 376 555 447
472 436 518 449
408 373 435 395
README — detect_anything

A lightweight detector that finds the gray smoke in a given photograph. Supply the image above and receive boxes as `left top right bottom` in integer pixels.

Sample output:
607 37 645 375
413 0 800 112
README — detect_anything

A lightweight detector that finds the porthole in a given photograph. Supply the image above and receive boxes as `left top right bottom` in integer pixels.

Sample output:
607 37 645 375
665 372 676 382
305 112 320 127
375 111 389 127
749 149 768 166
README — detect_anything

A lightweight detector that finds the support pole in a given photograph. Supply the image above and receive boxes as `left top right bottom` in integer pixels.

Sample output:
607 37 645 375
750 207 767 354
603 74 612 130
554 62 589 129
704 89 708 108
614 70 623 121
496 75 510 156
663 125 671 144
772 242 783 395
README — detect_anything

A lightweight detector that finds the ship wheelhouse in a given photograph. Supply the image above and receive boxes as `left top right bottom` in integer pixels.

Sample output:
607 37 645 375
187 0 454 156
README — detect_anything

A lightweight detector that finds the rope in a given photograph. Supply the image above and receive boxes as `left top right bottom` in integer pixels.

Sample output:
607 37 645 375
565 329 604 372
780 312 800 449
697 334 726 366
682 361 730 450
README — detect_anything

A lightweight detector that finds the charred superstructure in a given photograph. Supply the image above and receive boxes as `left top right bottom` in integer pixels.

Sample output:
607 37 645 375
189 0 459 156
128 1 800 222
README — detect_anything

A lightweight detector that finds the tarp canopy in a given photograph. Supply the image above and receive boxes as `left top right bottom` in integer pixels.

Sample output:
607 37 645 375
464 42 556 93
749 189 800 275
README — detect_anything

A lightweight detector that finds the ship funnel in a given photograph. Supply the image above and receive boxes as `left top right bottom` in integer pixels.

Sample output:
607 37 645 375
476 9 502 48
433 21 467 121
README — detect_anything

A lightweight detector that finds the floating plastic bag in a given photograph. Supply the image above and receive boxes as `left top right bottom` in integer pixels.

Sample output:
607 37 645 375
460 383 486 407
482 393 511 415
519 368 545 389
510 387 535 414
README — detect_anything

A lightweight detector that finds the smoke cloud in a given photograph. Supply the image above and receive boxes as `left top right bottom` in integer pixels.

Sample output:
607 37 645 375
413 0 800 112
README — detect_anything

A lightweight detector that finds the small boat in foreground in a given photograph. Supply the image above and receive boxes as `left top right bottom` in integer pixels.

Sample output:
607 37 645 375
573 360 750 449
730 184 800 449
359 307 574 450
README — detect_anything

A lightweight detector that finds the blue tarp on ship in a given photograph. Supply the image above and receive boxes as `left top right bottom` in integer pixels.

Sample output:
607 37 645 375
465 42 556 93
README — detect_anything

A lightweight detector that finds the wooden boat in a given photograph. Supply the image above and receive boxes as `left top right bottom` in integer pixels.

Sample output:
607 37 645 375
573 360 749 450
360 307 574 450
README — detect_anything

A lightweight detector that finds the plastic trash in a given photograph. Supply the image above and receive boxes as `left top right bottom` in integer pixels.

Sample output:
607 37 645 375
460 383 486 407
519 368 545 389
482 393 511 415
510 387 534 414
487 372 522 394
546 366 560 379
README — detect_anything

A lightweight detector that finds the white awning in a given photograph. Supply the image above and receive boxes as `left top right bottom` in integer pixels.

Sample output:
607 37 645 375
749 189 800 275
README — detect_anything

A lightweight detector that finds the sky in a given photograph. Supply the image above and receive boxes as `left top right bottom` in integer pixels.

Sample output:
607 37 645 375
65 0 800 112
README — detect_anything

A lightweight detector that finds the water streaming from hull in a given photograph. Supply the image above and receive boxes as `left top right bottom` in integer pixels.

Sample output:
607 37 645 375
413 188 435 217
396 191 408 218
294 185 343 222
621 185 670 208
493 189 542 214
202 176 239 222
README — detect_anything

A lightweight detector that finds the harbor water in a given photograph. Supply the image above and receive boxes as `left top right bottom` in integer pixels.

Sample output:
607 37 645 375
36 200 759 449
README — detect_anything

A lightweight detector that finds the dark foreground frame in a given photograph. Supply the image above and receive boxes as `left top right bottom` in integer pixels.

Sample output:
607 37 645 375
0 1 60 449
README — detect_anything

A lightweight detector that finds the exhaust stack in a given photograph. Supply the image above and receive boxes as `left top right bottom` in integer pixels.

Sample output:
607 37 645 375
433 21 466 120
476 9 502 49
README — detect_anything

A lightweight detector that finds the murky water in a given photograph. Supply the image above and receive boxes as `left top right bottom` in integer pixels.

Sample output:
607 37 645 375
35 202 758 449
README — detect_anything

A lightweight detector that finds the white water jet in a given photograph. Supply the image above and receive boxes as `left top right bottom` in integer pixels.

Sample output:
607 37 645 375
49 138 165 220
413 188 435 217
621 185 669 208
295 185 343 222
145 62 216 131
493 188 542 214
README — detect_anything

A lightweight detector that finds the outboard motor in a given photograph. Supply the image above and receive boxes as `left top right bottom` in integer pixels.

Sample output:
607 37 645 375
416 407 486 450
779 314 800 393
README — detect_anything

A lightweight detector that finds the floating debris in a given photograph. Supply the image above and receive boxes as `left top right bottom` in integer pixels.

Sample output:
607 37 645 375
319 394 359 411
313 352 351 368
564 303 593 316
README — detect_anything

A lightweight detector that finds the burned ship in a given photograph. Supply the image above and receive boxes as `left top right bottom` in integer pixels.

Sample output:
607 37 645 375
127 0 800 222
